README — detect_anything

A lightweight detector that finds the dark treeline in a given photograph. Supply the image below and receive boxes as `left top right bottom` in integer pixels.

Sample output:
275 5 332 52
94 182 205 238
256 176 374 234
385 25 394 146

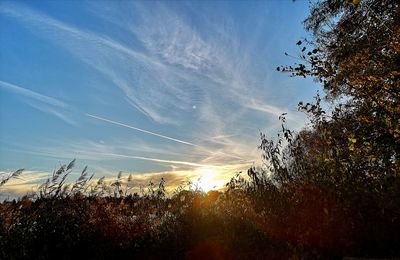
1 0 399 259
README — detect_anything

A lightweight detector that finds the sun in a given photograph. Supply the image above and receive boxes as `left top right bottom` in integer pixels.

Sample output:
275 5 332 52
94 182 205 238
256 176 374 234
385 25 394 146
195 168 224 192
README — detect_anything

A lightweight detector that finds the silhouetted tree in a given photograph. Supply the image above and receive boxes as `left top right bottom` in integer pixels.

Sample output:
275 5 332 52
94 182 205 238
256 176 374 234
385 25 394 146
262 0 400 256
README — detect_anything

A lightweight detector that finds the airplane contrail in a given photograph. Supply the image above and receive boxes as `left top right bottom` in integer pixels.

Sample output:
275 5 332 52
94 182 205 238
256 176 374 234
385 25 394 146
86 114 248 161
86 113 197 147
100 152 222 168
0 80 66 108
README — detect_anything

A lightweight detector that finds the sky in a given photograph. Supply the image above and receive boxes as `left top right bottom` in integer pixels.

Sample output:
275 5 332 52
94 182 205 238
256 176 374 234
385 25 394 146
0 0 320 198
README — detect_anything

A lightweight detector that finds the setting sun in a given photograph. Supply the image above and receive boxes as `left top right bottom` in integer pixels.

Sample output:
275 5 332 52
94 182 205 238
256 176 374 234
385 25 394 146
195 168 225 192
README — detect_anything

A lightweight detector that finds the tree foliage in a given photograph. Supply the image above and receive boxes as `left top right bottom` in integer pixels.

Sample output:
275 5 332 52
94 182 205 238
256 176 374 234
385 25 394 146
263 0 400 256
281 0 400 158
272 0 400 194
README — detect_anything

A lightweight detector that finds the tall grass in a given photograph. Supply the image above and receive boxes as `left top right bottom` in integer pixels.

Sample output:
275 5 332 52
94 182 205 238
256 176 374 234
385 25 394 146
0 168 23 187
1 160 399 259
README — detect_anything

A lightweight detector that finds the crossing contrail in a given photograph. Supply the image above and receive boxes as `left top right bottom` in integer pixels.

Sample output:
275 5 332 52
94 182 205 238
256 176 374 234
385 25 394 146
86 113 197 147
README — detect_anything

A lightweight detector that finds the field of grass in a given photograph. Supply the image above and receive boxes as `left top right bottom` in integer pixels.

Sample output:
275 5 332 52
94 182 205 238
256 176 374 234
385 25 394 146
1 160 399 259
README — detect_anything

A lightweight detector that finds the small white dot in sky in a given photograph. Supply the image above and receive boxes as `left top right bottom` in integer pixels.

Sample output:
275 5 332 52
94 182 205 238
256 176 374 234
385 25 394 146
192 105 197 109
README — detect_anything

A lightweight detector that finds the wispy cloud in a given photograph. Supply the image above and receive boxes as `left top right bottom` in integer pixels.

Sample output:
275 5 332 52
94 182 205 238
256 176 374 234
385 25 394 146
0 80 65 107
241 97 284 117
0 1 309 195
86 113 254 163
0 80 76 125
0 170 48 201
0 140 223 170
0 3 192 124
0 2 286 125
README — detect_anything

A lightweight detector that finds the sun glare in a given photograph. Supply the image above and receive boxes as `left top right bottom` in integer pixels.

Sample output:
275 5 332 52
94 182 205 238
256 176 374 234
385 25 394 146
195 168 224 192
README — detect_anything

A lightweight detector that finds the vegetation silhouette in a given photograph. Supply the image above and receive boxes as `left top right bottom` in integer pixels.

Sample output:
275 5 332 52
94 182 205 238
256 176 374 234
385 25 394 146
1 0 399 258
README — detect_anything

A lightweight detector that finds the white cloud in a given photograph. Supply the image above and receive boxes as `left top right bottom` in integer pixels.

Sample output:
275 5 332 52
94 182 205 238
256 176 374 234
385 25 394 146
0 80 76 125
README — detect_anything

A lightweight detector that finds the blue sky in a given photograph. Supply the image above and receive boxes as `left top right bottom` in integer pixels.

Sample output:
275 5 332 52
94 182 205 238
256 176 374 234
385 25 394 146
0 0 320 196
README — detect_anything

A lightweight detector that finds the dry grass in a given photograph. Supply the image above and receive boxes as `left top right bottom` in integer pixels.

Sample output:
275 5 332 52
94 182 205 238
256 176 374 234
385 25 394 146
1 160 399 259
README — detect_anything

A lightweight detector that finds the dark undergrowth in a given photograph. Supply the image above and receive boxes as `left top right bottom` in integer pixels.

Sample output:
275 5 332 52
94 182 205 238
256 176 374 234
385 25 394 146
1 159 399 259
